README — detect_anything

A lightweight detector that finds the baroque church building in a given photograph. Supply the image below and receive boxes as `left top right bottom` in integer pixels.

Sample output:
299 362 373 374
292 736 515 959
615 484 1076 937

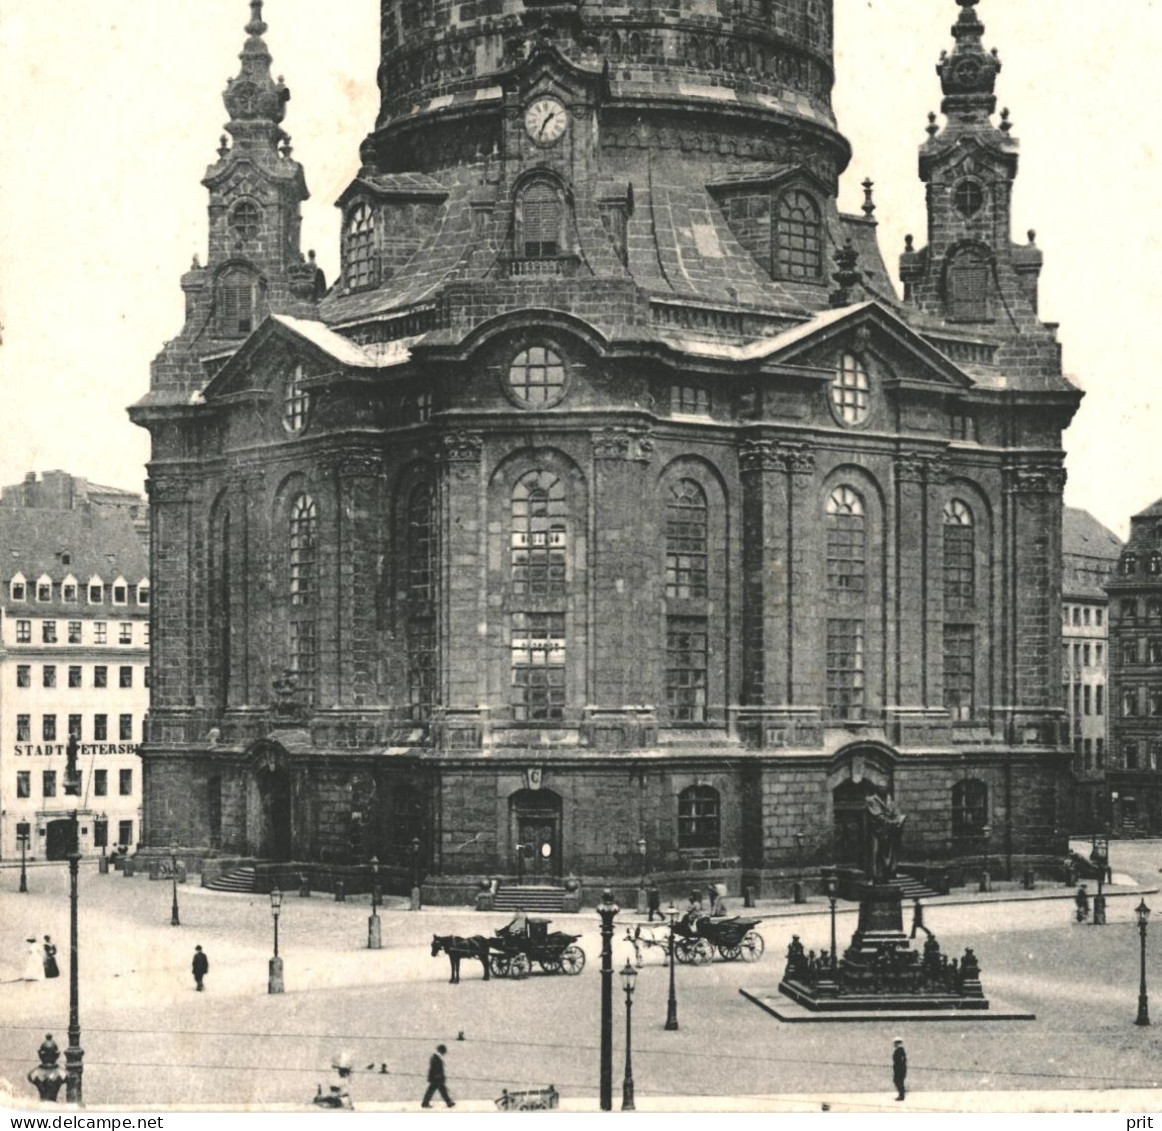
131 0 1080 897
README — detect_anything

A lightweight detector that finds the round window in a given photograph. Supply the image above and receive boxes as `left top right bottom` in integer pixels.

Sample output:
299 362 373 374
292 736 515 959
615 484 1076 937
507 346 567 408
830 353 870 427
954 179 984 218
231 201 262 243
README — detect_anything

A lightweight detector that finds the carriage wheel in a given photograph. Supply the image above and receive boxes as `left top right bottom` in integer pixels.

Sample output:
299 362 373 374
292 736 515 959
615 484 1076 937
509 953 532 979
691 938 715 965
490 954 510 977
540 957 562 975
739 931 765 962
674 938 697 965
560 945 586 975
718 943 742 961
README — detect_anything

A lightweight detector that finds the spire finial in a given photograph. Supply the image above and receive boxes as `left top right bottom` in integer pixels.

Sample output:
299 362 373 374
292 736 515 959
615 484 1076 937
247 1 267 38
937 0 1001 118
222 0 290 142
830 239 863 308
861 178 876 218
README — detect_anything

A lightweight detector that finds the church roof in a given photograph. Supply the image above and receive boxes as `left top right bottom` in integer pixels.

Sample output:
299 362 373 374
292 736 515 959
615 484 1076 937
1063 507 1122 560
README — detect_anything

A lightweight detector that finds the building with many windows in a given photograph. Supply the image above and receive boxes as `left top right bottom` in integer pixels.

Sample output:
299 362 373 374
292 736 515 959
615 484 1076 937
1061 508 1121 831
131 0 1081 895
1105 496 1162 836
0 479 150 860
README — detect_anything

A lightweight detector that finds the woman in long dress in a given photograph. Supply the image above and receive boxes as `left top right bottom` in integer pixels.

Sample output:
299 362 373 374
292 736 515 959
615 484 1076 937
42 936 59 979
23 938 43 981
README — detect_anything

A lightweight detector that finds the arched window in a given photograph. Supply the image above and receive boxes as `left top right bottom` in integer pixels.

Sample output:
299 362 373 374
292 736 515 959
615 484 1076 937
948 250 990 321
775 190 822 280
951 779 988 839
518 181 564 258
1123 553 1138 576
677 785 720 849
289 495 318 606
831 354 869 426
666 480 708 599
511 471 567 597
943 499 974 608
825 486 865 594
217 267 258 338
230 200 262 244
283 363 310 434
408 483 436 604
345 202 377 290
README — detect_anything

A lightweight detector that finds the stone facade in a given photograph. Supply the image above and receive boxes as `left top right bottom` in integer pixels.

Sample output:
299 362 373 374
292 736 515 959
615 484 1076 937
1105 498 1162 836
130 0 1080 897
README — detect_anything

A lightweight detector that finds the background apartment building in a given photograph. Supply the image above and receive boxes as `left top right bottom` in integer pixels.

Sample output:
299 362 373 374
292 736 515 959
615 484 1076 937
0 472 149 859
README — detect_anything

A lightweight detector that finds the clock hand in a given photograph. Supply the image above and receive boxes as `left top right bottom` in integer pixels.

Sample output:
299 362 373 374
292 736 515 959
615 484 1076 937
539 111 555 136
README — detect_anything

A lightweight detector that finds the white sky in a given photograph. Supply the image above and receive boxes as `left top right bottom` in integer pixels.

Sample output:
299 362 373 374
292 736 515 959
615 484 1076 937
0 0 1158 537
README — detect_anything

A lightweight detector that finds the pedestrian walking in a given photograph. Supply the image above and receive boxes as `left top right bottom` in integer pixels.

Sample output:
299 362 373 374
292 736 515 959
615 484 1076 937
42 936 59 979
1074 884 1090 923
646 880 661 922
892 1038 907 1101
192 945 209 991
421 1044 455 1108
23 938 43 982
909 898 926 939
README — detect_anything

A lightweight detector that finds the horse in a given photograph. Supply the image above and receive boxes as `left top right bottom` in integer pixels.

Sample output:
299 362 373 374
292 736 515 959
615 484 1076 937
431 935 491 983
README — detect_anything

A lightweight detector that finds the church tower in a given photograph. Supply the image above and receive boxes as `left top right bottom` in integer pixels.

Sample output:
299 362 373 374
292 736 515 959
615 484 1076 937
132 0 1080 900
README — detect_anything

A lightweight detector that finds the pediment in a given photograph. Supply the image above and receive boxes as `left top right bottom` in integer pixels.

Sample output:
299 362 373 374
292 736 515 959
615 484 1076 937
760 303 975 391
505 37 608 104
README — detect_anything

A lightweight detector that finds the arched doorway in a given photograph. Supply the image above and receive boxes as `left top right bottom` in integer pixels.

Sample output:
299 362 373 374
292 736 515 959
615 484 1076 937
509 788 562 880
248 741 294 861
828 744 896 873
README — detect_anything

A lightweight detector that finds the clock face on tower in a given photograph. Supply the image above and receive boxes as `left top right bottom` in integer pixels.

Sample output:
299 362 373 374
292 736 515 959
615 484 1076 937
524 97 568 146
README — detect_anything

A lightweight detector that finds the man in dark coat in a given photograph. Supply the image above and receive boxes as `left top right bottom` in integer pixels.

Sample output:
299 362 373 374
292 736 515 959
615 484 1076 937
192 945 209 991
646 880 661 922
421 1044 454 1108
892 1038 907 1101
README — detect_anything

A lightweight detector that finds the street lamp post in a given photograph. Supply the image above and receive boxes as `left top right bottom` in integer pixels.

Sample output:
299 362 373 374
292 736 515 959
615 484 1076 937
63 736 83 1104
637 837 647 915
979 824 992 893
18 827 29 894
824 872 839 974
619 959 637 1111
1135 899 1151 1026
596 888 619 1112
268 888 284 994
368 856 382 950
409 836 422 911
170 845 181 927
664 903 680 1031
1092 832 1109 926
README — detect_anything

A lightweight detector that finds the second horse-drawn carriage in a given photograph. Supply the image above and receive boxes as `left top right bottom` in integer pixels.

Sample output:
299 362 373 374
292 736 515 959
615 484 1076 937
626 915 766 966
489 916 587 978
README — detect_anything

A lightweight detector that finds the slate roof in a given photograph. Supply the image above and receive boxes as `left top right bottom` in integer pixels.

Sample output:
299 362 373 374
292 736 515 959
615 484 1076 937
1062 507 1121 599
0 507 149 588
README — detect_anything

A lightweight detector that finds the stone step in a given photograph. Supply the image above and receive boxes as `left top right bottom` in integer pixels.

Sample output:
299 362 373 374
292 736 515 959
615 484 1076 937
205 866 259 893
492 885 566 912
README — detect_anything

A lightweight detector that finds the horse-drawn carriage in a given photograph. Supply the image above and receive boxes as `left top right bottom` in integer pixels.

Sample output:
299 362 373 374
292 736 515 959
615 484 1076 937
626 915 766 966
432 916 586 982
489 916 586 978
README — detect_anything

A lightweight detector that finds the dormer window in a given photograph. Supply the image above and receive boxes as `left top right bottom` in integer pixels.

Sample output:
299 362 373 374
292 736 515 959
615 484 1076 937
10 573 26 601
88 577 104 604
517 180 565 258
137 581 151 606
345 202 377 290
217 267 258 338
62 575 78 603
775 190 822 281
1123 553 1138 576
36 575 53 602
112 577 128 605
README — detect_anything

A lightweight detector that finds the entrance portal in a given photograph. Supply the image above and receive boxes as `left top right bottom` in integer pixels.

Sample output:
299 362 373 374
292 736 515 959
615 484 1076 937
45 819 73 861
509 788 562 880
832 779 886 874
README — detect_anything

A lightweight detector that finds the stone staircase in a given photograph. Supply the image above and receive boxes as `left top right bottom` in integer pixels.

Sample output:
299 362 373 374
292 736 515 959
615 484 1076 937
204 866 260 893
895 871 942 901
492 884 566 913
